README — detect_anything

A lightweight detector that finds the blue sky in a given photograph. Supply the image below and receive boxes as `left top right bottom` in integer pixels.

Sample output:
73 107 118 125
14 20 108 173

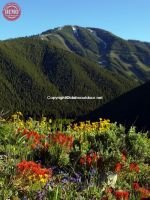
0 0 149 41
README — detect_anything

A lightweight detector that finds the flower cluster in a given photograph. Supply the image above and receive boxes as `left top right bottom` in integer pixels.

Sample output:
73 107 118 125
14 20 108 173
72 118 111 134
129 162 140 173
17 160 52 185
103 185 150 200
1 115 149 199
114 151 140 174
50 132 74 150
115 162 123 172
79 152 99 166
114 190 129 200
22 129 48 149
10 112 25 129
11 112 23 120
103 188 129 200
133 182 150 199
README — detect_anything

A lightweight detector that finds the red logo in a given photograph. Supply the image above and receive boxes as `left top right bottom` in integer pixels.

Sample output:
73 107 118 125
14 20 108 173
2 2 21 21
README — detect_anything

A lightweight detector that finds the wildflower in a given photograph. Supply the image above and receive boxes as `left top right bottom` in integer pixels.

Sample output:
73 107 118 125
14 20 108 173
51 132 74 150
16 111 23 116
86 156 92 165
114 190 129 200
140 188 150 198
132 182 140 190
132 182 150 199
79 152 99 166
21 129 47 150
16 160 52 185
79 157 86 165
72 118 111 134
115 162 122 172
129 162 139 173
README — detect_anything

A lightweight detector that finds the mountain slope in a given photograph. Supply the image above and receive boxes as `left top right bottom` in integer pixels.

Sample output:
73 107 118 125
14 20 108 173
40 25 150 83
77 81 150 131
0 37 136 118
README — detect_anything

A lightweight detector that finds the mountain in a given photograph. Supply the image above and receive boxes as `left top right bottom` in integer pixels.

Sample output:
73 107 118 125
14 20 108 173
77 81 150 131
0 36 137 118
40 25 150 83
0 25 150 118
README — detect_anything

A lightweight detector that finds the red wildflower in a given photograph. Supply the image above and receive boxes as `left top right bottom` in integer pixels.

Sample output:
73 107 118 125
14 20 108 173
17 160 52 180
79 157 86 165
132 182 150 199
115 162 122 172
129 162 140 173
21 129 47 150
51 132 74 149
86 156 92 165
114 190 129 200
132 182 140 191
80 152 98 166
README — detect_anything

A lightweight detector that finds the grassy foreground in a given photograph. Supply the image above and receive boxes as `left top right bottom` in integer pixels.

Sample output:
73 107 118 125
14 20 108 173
0 112 150 200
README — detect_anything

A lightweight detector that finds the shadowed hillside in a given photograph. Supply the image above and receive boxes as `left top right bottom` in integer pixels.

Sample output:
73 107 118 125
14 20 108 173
77 81 150 131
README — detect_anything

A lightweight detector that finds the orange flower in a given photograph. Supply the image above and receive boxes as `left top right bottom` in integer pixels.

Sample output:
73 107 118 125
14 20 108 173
129 163 139 173
79 152 98 166
138 187 150 199
17 160 52 183
115 162 122 172
114 190 129 200
79 157 86 165
132 182 150 199
51 132 74 149
21 129 47 150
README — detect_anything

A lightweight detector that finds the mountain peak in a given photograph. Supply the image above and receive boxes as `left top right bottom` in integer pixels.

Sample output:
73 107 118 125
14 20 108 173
40 25 150 83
